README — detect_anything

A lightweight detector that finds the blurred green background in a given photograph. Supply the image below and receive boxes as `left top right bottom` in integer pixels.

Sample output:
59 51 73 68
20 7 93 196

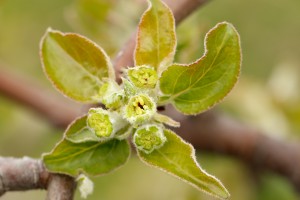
0 0 300 199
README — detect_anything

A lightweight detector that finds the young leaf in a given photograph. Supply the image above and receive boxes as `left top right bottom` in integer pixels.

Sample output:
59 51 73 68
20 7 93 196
135 0 176 72
138 129 230 199
43 138 130 177
41 29 115 103
65 115 99 143
160 22 241 115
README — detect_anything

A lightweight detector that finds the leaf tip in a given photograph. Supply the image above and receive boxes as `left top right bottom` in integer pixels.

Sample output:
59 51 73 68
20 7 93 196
215 21 240 37
46 27 53 33
44 27 64 37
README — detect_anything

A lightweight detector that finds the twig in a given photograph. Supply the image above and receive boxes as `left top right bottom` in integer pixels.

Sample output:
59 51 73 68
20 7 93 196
46 174 77 200
0 157 76 199
164 0 210 23
0 157 47 196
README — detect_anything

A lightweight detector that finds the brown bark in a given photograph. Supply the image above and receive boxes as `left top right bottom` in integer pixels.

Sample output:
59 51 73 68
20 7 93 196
0 157 76 199
46 174 77 200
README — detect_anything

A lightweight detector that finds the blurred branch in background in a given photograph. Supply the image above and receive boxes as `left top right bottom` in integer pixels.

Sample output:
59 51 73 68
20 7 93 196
0 68 82 128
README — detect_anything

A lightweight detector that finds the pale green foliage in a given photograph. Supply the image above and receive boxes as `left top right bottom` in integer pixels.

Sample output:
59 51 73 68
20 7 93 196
43 139 130 176
138 129 230 199
41 0 241 199
41 29 115 103
160 22 241 115
135 0 176 72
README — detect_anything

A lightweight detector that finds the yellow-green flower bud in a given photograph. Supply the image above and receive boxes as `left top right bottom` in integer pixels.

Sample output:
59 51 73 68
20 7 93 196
133 124 166 154
124 94 156 125
128 66 158 89
99 81 123 109
87 108 113 138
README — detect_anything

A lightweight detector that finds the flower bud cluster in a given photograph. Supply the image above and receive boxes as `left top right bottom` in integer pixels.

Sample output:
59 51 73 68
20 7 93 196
87 65 169 153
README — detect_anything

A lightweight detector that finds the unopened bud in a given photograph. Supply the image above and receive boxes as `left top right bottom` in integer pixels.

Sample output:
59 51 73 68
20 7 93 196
133 124 166 154
87 108 113 138
128 66 158 89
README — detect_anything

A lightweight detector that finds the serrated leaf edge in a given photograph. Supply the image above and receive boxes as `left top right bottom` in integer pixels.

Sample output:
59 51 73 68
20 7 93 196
134 0 177 73
42 138 131 177
160 22 242 115
137 129 230 199
40 28 115 103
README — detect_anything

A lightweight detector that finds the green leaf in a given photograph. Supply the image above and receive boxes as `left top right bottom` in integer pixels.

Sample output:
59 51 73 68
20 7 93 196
41 29 115 103
65 115 99 143
138 129 229 199
43 138 130 177
135 0 176 72
159 22 241 114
